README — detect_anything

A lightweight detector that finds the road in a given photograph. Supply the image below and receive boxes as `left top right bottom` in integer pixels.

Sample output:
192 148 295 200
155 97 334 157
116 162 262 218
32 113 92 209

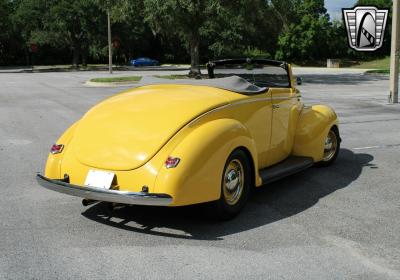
0 69 399 279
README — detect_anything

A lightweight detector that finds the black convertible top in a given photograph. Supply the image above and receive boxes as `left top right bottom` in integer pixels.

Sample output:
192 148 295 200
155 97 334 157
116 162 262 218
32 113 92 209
140 58 291 94
140 76 268 95
206 58 288 78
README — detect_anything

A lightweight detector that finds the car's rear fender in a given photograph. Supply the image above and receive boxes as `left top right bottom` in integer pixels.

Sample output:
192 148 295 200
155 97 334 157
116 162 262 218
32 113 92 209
292 105 339 162
154 119 259 206
45 121 79 179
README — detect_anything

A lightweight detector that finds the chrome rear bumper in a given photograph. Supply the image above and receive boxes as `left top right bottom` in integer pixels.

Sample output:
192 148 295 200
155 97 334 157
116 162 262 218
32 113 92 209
36 174 172 206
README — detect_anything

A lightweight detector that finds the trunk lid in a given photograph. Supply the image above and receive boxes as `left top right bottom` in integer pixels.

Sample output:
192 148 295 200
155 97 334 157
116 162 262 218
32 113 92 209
70 85 235 170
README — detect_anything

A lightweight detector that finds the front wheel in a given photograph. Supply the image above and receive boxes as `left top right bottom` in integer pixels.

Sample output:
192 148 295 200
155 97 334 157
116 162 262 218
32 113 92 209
210 149 251 220
316 126 340 167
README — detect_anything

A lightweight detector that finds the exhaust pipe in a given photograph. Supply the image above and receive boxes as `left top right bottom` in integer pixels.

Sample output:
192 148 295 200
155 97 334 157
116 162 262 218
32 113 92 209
82 199 98 206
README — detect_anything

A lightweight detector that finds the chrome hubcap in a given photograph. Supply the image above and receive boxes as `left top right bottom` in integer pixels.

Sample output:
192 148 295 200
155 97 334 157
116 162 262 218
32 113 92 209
323 131 338 162
223 159 244 205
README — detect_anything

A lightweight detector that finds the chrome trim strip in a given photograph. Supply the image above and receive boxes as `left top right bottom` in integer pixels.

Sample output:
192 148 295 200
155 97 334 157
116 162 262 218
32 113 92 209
233 96 272 104
188 104 230 127
36 174 173 206
189 95 299 127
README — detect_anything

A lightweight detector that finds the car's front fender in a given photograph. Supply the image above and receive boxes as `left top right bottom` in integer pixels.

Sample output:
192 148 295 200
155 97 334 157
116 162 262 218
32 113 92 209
154 119 259 206
292 105 339 162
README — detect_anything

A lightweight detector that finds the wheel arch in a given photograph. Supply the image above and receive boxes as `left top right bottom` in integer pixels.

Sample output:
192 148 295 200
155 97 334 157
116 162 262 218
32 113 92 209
331 124 340 135
233 146 256 188
154 118 260 206
292 105 339 162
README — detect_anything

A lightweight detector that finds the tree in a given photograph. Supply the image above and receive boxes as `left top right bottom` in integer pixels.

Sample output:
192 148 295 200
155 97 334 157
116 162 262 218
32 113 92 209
142 0 209 75
204 0 280 59
0 0 12 64
92 0 156 64
4 0 369 66
270 0 298 31
14 0 106 66
327 20 350 59
142 0 279 75
356 0 392 8
275 0 332 62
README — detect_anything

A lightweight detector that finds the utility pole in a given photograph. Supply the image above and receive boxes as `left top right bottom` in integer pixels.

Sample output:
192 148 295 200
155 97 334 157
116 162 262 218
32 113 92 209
107 9 113 74
389 0 399 103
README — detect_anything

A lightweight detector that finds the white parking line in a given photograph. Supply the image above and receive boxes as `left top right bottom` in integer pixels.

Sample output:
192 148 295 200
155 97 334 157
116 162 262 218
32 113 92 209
352 144 400 150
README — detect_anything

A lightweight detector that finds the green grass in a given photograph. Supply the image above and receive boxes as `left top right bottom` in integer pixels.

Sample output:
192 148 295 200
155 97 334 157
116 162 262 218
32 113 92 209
90 76 142 83
352 56 390 70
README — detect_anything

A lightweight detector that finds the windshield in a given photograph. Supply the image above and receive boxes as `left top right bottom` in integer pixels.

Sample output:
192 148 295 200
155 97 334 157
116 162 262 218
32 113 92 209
207 59 291 88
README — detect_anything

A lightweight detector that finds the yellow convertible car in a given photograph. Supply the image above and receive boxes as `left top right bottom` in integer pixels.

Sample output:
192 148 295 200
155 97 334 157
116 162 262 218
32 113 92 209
37 59 340 219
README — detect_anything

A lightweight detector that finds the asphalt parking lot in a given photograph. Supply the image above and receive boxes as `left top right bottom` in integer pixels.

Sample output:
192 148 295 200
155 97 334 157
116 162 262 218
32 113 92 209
1 69 399 279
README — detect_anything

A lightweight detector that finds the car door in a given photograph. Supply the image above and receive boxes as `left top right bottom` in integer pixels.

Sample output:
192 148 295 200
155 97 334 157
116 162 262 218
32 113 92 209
242 91 273 170
267 66 302 166
267 88 296 165
207 59 274 170
206 59 298 168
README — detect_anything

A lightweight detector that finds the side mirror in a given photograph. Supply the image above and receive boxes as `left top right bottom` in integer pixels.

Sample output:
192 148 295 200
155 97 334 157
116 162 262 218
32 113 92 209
296 77 303 86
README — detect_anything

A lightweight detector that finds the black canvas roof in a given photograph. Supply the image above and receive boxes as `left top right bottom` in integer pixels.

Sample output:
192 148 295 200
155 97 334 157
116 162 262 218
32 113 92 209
140 76 267 95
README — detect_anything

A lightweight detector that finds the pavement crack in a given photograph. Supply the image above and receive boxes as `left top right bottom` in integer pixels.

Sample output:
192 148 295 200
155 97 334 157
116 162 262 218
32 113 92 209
324 235 400 279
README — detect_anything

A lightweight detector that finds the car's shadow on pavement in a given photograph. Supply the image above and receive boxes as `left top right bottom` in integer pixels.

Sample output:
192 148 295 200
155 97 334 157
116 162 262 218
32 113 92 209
81 149 375 240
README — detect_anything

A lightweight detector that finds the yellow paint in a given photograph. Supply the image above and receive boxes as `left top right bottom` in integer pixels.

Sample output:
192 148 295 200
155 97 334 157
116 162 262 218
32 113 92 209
292 105 339 161
45 122 78 179
70 85 245 171
44 64 339 206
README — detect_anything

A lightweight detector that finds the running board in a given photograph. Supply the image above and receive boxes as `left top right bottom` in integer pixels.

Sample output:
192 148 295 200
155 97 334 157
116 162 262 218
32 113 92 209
259 156 314 185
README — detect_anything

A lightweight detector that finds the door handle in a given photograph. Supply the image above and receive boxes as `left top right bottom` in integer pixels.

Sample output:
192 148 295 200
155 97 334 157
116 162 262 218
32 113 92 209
272 104 280 109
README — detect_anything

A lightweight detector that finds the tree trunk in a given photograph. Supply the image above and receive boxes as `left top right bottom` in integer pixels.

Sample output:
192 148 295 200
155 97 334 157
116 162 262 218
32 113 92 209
72 39 80 67
189 34 201 77
72 48 80 67
25 47 30 67
81 47 88 67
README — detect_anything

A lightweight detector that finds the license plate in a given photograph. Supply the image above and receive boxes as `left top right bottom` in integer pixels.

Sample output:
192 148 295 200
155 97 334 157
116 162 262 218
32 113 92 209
84 170 115 190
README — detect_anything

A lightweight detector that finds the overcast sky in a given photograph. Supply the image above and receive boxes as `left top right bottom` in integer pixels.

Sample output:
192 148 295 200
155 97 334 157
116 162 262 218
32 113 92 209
326 0 357 20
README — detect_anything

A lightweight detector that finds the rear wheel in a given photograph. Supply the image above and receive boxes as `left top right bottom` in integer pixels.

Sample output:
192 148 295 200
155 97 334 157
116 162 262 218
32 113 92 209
210 149 251 220
317 126 340 167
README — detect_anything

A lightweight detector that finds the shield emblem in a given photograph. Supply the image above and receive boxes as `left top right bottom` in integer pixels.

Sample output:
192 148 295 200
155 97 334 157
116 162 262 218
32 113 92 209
342 6 389 52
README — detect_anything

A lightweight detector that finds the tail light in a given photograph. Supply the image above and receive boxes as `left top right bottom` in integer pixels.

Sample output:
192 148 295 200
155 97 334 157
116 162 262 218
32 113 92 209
50 144 64 154
165 156 180 168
